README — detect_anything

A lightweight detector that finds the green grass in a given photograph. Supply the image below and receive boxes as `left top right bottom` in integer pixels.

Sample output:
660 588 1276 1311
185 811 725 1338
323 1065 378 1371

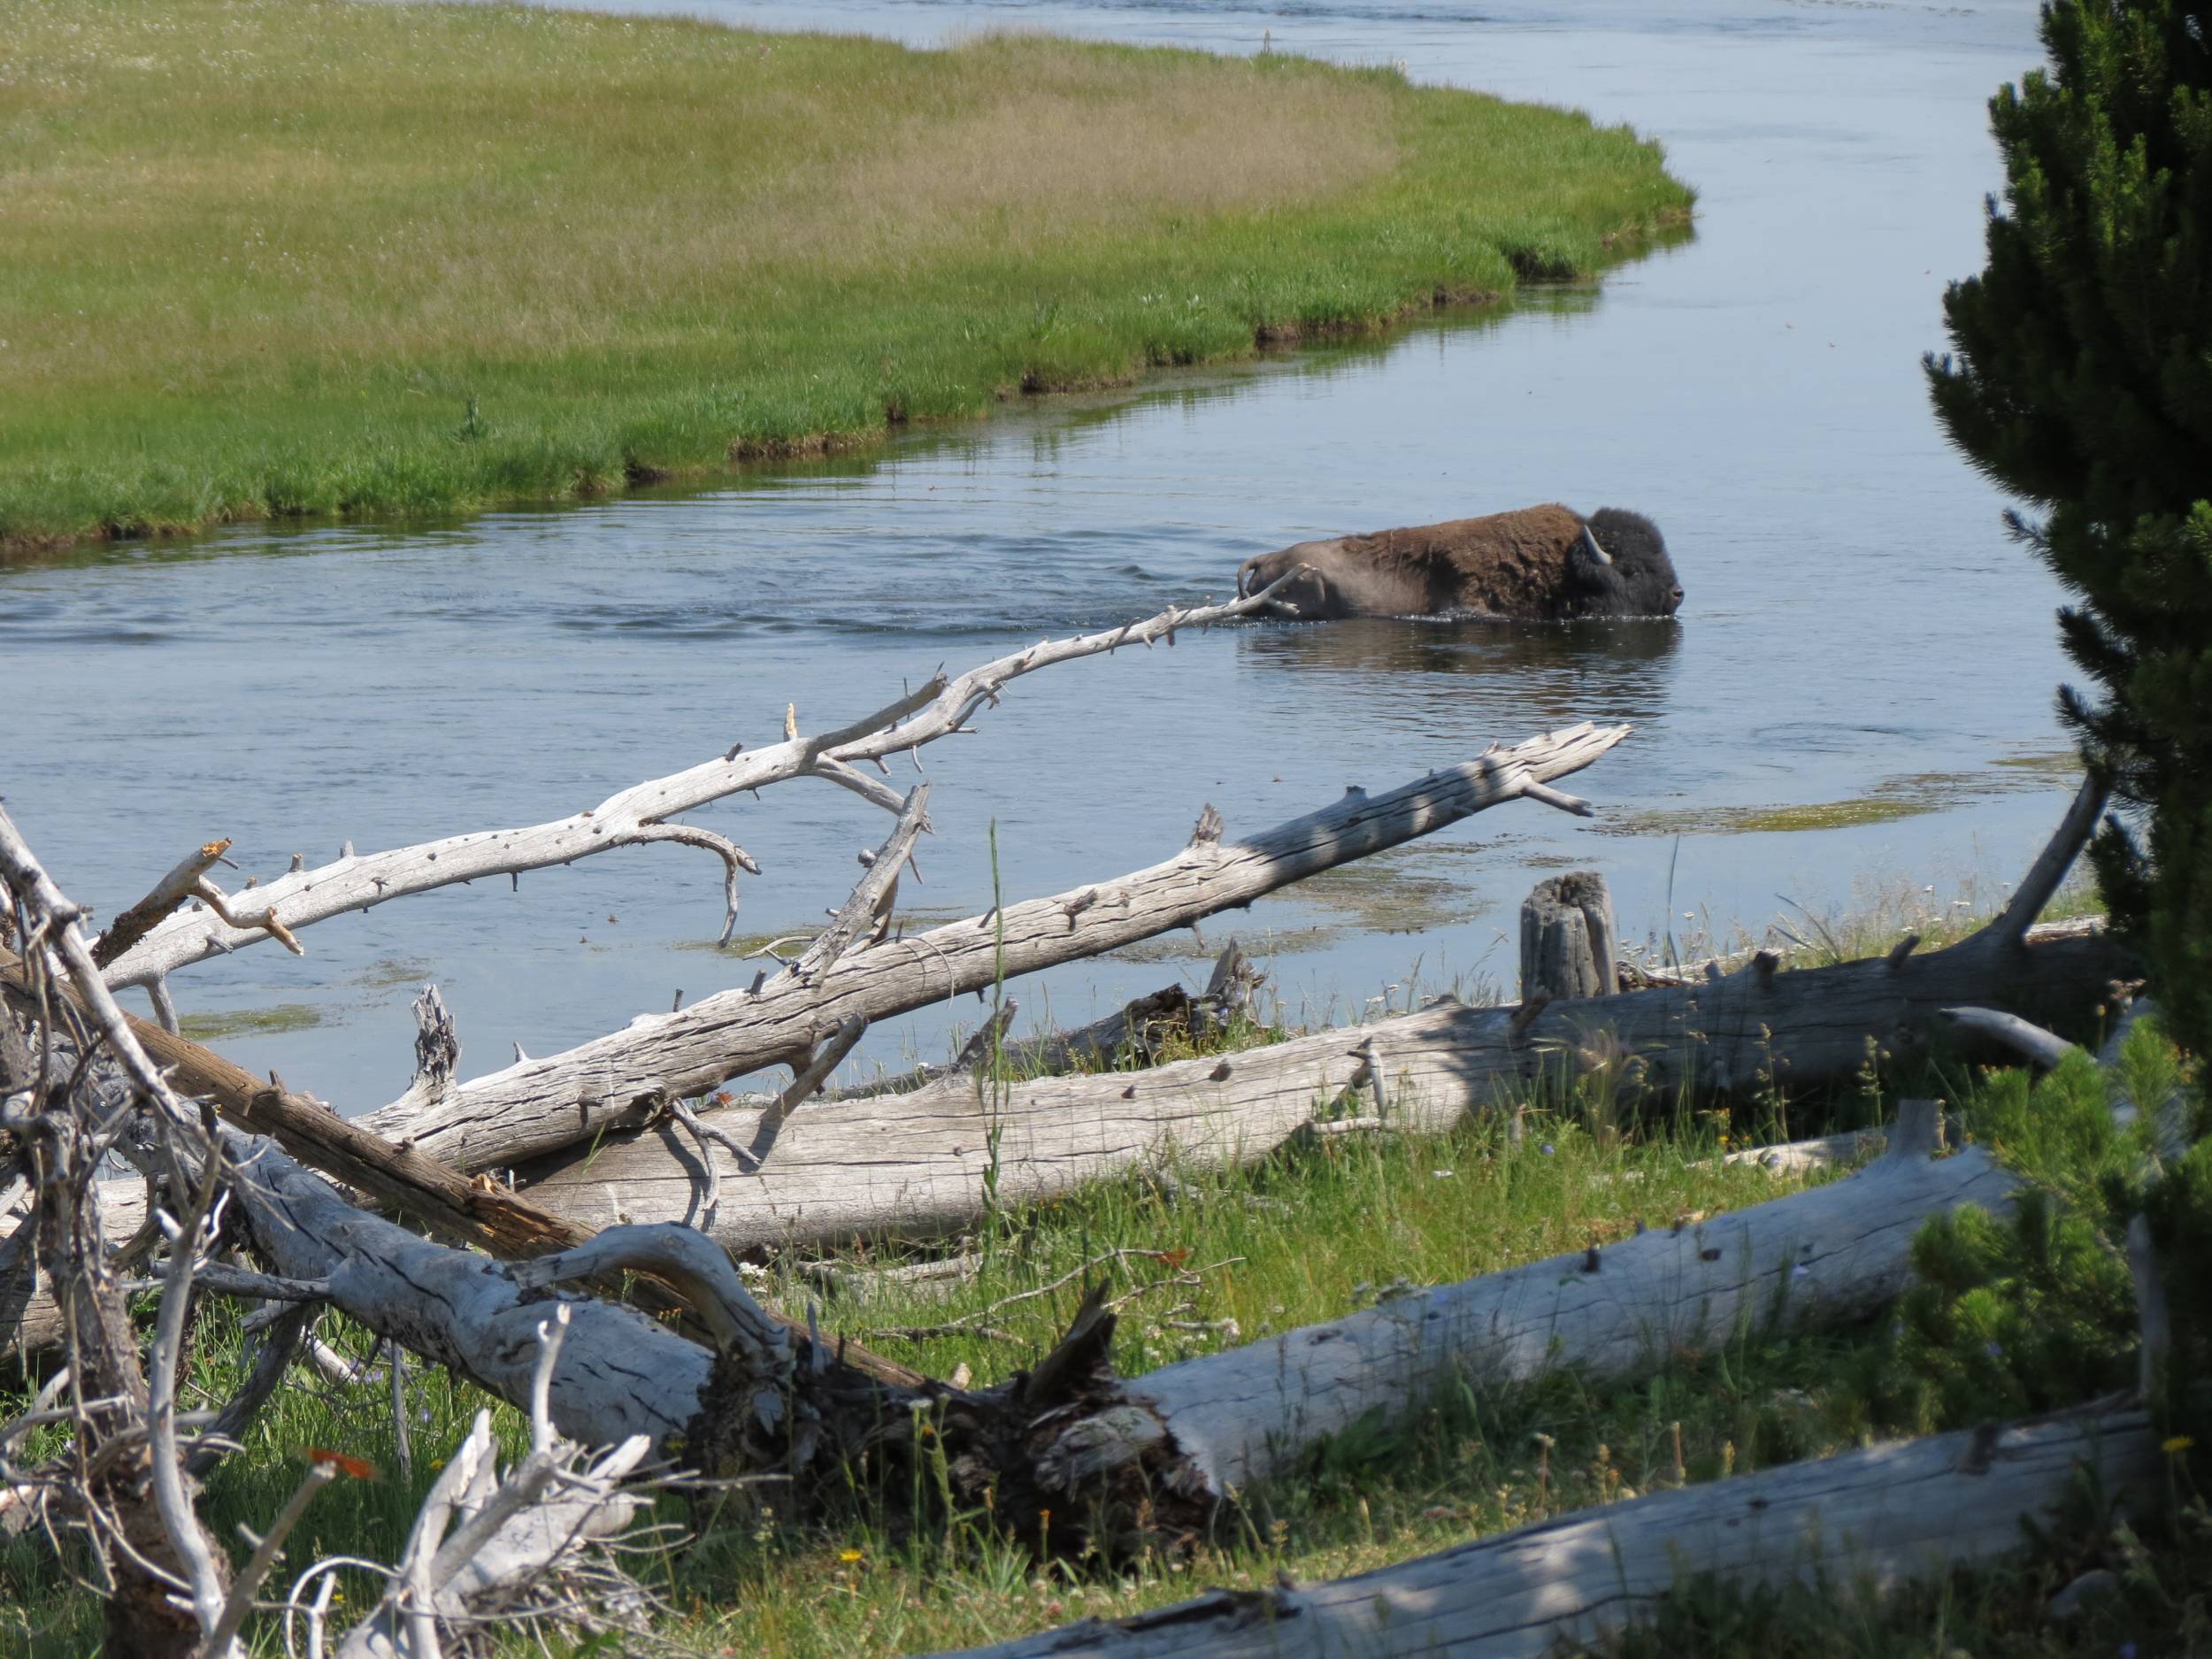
0 0 1693 557
0 1097 1839 1656
8 889 2182 1656
4 1051 2192 1657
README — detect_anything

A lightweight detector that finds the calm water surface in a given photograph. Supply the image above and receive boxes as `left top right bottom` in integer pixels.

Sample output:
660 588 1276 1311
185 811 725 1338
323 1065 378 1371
0 0 2075 1105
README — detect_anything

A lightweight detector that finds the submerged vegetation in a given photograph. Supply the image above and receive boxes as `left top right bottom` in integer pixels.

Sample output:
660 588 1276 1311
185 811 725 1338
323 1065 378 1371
0 0 1691 556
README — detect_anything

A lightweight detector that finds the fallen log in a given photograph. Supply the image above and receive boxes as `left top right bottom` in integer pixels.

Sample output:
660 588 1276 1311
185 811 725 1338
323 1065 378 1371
0 969 2097 1591
362 722 1630 1173
96 586 1301 1017
242 1099 2024 1540
1004 1101 2022 1502
0 948 923 1384
917 1402 2161 1659
512 918 2120 1255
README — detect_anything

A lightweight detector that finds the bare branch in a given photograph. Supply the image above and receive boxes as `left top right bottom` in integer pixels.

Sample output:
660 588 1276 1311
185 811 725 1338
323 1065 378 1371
508 1224 781 1363
90 840 231 968
204 1461 338 1657
98 585 1299 988
1978 772 2107 948
790 786 929 986
193 877 304 956
1939 1006 2076 1069
741 1016 870 1171
629 823 759 948
364 722 1632 1173
187 1303 312 1479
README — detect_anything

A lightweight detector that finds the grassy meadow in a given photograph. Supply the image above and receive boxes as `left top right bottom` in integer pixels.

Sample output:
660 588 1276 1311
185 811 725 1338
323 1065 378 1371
0 0 1692 555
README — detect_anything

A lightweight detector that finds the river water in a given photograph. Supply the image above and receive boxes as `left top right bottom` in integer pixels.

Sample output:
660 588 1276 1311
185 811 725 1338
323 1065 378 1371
0 0 2071 1107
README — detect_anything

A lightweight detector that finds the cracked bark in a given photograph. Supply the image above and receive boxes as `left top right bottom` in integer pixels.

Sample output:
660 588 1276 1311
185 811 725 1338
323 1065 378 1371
510 917 2122 1258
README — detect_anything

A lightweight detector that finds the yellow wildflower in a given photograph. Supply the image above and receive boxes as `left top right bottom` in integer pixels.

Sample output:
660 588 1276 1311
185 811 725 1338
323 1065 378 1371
2162 1435 2195 1455
839 1548 864 1563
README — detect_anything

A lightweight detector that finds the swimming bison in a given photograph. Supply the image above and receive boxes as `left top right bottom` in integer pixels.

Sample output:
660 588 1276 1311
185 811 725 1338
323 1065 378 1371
1233 503 1683 621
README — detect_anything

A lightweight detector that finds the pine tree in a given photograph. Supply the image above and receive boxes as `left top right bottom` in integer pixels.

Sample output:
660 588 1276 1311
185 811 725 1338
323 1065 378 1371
1928 0 2212 1056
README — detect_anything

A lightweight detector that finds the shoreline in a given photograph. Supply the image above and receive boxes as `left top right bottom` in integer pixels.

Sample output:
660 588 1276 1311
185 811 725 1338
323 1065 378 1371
0 252 1692 567
0 2 1693 564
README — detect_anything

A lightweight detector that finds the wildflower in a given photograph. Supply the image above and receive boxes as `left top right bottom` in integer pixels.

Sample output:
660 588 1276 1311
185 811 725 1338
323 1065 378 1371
2162 1434 2194 1455
1984 1340 2003 1360
1432 1168 1455 1179
1540 1143 1555 1156
840 1548 864 1563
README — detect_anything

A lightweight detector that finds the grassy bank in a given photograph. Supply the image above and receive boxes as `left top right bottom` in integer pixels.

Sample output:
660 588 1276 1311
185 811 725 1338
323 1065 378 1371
0 0 1692 557
4 1033 2193 1656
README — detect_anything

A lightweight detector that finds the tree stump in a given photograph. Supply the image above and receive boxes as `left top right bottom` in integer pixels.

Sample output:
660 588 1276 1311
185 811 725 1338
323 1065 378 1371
1519 872 1618 1002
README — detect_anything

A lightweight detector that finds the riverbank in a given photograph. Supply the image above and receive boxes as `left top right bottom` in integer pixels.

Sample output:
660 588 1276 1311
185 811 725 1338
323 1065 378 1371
0 0 1691 558
2 986 2185 1656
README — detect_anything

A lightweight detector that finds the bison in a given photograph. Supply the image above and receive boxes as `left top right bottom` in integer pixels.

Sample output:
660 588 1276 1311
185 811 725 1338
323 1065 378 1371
1233 503 1683 622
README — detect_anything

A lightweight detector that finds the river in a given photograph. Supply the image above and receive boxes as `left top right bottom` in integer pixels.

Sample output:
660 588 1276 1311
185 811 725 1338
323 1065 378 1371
0 0 2070 1107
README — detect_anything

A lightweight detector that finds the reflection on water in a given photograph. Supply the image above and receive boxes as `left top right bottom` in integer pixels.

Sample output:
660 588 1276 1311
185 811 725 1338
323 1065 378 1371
1238 616 1680 732
0 0 2078 1104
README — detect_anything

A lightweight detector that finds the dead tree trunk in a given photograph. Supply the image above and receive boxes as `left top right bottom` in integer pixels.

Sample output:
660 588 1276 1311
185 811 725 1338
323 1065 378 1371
913 1402 2160 1659
92 582 1315 1020
1518 870 1617 1001
357 723 1629 1174
1112 1102 2005 1498
510 918 2119 1255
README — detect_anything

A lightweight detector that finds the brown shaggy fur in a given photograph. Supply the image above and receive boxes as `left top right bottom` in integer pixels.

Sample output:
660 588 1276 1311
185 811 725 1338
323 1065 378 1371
1342 503 1590 618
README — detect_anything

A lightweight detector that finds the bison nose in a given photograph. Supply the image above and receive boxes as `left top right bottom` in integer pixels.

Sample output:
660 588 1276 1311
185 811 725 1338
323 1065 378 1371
1671 587 1684 603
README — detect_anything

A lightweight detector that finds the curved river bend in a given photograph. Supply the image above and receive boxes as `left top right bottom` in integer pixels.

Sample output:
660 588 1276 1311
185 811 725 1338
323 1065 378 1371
0 0 2070 1104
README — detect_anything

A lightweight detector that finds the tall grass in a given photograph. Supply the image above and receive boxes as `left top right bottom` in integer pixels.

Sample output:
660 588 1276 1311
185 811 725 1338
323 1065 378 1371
0 0 1692 555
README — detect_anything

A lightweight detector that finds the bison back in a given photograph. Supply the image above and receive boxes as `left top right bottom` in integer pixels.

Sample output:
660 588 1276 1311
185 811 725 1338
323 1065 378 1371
1341 503 1586 619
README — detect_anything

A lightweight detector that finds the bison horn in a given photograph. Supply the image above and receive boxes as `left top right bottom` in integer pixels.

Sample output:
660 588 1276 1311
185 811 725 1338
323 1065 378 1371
1578 525 1612 566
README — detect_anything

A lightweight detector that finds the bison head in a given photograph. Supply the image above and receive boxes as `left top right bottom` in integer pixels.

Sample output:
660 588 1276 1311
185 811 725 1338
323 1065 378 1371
1564 509 1683 618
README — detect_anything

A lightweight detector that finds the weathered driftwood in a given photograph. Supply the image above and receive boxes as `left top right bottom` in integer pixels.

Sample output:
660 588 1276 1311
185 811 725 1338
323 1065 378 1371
95 587 1301 1019
0 968 921 1385
1066 1102 2012 1499
1518 870 1617 1001
512 919 2118 1256
220 1133 716 1452
4 957 2093 1601
326 1315 657 1659
918 1402 2161 1659
362 722 1630 1173
0 806 239 1655
231 1106 2031 1541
